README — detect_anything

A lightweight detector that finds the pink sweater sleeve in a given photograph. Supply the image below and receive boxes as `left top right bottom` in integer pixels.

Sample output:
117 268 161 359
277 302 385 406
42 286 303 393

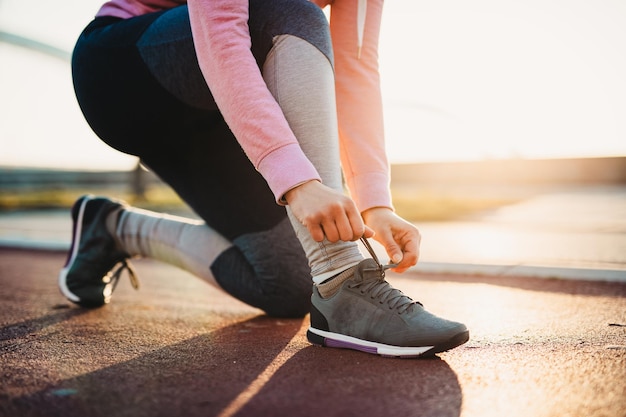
98 0 391 211
187 0 321 204
327 0 393 212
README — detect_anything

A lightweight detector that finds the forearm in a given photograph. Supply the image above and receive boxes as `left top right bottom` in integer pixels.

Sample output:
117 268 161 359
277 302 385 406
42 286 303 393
330 0 392 212
187 0 320 203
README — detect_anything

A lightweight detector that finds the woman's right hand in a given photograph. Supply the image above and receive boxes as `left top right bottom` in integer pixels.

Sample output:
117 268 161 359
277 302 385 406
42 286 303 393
284 181 374 243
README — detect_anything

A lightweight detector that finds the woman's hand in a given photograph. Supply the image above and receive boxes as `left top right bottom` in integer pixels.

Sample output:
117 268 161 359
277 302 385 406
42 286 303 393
285 181 374 243
362 207 421 273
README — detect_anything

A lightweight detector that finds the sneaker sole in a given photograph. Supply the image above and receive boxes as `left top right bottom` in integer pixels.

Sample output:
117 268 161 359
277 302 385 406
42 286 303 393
58 196 91 303
307 327 470 358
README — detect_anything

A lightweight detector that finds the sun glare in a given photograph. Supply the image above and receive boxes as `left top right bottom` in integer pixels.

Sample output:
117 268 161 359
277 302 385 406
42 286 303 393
380 0 626 164
1 0 625 169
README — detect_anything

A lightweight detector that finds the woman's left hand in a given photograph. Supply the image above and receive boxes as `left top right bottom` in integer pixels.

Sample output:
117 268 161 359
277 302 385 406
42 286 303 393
361 207 421 273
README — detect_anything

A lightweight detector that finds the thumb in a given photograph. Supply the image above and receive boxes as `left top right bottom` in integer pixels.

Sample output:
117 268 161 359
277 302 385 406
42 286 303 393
388 248 403 265
379 232 403 265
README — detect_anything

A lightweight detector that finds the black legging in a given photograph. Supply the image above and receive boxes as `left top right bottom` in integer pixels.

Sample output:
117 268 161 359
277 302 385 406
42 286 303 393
72 1 331 240
71 0 333 317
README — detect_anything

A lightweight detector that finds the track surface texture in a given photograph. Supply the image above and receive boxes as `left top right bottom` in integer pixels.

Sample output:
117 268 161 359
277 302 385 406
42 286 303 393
1 248 625 417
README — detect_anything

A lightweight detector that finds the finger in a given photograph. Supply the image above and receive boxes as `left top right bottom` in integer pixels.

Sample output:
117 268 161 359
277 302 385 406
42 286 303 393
378 230 403 265
387 245 404 266
337 211 358 242
308 223 326 242
320 220 339 243
345 208 365 241
393 235 420 272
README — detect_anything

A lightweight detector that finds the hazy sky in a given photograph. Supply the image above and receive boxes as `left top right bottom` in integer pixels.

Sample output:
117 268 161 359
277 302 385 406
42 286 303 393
380 0 626 162
1 0 625 169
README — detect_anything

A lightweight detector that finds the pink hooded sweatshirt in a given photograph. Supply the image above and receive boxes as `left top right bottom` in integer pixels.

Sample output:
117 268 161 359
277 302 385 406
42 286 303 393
96 0 391 212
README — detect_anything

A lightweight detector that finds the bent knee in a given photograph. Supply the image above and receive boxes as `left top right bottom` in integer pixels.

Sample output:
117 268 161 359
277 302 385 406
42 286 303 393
261 283 312 318
250 0 332 64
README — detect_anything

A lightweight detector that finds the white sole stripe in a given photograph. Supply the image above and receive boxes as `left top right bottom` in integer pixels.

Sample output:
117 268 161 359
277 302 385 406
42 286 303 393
57 196 91 302
308 327 434 356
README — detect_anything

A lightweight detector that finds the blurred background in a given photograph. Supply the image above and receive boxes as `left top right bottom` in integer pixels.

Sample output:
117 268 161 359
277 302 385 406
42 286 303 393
1 0 625 280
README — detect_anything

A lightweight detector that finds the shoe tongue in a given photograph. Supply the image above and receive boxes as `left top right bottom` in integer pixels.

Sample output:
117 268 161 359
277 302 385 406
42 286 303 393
355 258 384 282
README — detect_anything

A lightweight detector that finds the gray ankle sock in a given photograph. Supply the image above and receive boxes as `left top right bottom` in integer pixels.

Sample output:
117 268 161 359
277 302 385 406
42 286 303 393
317 265 358 298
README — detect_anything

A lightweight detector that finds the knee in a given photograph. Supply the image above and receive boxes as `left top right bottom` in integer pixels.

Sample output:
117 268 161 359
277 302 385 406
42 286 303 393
211 245 312 318
293 0 330 32
238 255 313 318
284 1 332 63
261 277 312 318
250 0 332 65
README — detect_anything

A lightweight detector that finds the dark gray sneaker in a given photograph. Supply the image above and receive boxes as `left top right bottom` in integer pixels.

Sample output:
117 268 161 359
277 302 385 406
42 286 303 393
307 258 469 358
58 195 138 308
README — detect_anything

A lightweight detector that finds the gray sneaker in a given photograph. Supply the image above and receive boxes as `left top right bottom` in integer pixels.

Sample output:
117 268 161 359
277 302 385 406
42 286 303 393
307 258 469 358
58 195 138 308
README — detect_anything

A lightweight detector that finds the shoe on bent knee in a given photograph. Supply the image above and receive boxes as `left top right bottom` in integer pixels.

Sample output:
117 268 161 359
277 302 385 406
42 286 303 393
307 258 469 358
58 195 138 308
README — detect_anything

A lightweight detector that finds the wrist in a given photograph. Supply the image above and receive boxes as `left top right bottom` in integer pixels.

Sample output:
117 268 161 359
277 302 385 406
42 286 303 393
283 180 318 204
361 206 393 222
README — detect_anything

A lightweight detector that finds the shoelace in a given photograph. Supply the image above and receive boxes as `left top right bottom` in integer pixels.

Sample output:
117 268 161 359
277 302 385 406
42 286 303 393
359 236 397 278
108 259 140 292
358 237 420 313
356 278 417 314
